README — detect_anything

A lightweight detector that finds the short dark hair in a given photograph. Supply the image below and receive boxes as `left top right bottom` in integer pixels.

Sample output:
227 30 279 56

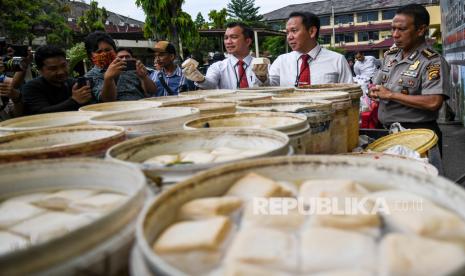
226 21 254 40
34 45 66 69
116 47 134 57
288 12 321 38
84 31 117 57
396 4 430 30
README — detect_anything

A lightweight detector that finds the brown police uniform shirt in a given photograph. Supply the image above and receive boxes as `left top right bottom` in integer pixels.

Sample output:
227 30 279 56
373 42 450 125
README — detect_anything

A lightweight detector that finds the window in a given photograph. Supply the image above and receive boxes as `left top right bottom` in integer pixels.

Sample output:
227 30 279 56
335 33 354 43
382 9 396 20
358 31 379 41
335 14 354 25
357 11 378 23
320 16 330 26
321 35 332 44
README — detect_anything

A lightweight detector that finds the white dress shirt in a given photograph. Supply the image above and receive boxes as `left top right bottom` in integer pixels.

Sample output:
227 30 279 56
196 55 260 89
354 55 378 79
265 44 353 87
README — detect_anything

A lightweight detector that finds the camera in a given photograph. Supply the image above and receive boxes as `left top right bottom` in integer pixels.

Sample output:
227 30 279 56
2 57 24 72
76 77 93 88
123 59 137 71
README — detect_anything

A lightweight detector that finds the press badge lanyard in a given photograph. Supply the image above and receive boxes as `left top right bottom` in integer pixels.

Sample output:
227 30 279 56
294 47 322 87
233 61 249 88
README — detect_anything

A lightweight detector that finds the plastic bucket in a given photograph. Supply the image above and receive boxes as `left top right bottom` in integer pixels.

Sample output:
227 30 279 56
274 92 351 154
106 128 290 184
184 112 310 154
0 158 146 275
179 89 237 97
161 102 236 116
205 92 273 104
134 155 465 275
237 86 295 94
142 95 205 106
0 125 126 163
236 100 333 154
0 111 95 135
296 84 363 151
79 101 161 115
89 107 200 138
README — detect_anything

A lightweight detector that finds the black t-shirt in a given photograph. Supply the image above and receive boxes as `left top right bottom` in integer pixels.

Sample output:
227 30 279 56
22 77 81 115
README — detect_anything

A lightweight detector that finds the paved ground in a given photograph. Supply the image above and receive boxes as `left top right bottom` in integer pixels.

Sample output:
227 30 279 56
441 123 465 185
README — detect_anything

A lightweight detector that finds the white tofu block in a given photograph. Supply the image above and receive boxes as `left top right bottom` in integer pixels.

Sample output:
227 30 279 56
143 154 179 166
10 212 92 244
300 227 377 273
0 231 29 255
0 201 46 228
379 233 465 276
226 173 284 200
180 150 216 164
181 58 199 69
2 192 50 204
251 57 270 65
241 200 305 231
154 216 231 253
220 261 294 276
178 197 242 220
32 189 98 210
225 226 298 272
299 179 369 200
213 154 241 163
312 269 375 276
68 193 128 213
369 190 465 243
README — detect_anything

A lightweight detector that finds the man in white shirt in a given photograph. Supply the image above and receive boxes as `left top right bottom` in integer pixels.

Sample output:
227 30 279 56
354 52 378 80
253 12 353 87
183 22 259 89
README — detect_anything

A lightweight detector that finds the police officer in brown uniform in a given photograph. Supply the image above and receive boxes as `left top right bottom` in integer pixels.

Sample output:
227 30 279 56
370 4 449 154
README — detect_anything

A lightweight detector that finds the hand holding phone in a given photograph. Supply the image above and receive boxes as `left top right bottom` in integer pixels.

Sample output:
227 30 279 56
124 59 137 71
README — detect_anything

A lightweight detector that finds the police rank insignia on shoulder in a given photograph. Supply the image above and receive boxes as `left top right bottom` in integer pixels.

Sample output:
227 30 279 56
409 60 420 71
427 64 440 80
421 48 438 59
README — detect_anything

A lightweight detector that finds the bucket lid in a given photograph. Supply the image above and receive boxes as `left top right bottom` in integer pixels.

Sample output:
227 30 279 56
142 95 204 105
89 107 199 125
205 93 273 103
0 111 94 133
237 87 295 94
179 89 237 97
274 91 350 101
162 101 236 112
296 84 362 99
366 129 438 155
79 101 161 113
237 99 332 112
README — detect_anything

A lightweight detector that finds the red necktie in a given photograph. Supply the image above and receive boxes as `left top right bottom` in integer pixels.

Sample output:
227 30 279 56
237 60 248 88
298 54 311 86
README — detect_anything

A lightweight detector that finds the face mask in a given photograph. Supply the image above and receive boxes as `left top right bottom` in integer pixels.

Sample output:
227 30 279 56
92 51 116 69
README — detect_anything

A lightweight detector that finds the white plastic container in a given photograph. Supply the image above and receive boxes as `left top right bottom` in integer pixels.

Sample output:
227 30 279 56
184 112 310 154
134 155 465 275
79 101 161 115
237 86 295 94
89 107 200 138
0 111 95 135
0 158 146 275
205 92 273 104
106 128 290 184
161 102 236 116
179 89 237 97
142 95 205 106
0 125 126 163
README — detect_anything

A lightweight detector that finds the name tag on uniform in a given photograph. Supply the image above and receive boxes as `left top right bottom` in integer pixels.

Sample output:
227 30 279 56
401 70 418 78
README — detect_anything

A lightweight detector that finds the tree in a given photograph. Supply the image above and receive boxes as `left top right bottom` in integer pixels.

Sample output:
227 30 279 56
262 36 286 59
226 0 264 27
0 0 72 46
194 12 208 30
208 9 228 29
77 1 109 35
136 0 197 58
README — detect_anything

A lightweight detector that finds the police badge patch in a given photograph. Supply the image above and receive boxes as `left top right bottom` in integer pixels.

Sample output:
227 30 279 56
427 64 440 80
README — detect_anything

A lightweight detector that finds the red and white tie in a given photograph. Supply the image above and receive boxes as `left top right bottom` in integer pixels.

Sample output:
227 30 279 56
237 60 248 88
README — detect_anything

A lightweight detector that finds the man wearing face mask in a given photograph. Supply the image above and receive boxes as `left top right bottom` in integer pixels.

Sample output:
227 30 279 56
183 22 260 89
253 12 353 87
84 31 156 102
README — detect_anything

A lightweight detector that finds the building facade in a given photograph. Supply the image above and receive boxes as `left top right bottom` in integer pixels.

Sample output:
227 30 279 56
263 0 440 59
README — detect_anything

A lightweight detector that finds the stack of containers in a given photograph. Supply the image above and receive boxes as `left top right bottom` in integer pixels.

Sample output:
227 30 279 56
236 99 334 154
296 84 363 151
274 92 351 154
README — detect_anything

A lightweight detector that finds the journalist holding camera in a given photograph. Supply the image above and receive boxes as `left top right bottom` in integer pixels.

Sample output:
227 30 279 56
83 31 156 102
0 46 34 119
21 45 93 115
